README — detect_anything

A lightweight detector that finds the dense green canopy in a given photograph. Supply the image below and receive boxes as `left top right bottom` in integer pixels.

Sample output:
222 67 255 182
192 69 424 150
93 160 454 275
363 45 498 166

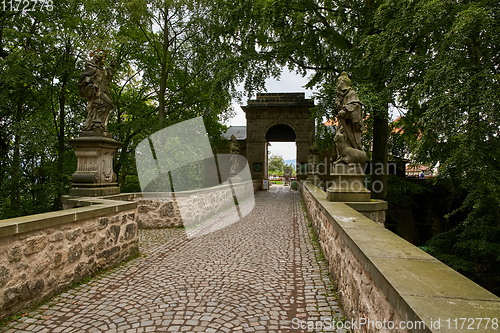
0 0 498 294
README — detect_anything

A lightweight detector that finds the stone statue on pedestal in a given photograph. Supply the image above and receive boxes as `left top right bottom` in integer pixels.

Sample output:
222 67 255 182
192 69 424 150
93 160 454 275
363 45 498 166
229 134 240 179
66 53 121 198
79 54 115 132
327 72 370 202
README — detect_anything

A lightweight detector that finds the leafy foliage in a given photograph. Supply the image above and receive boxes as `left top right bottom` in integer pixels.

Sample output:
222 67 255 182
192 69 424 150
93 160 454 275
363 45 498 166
367 0 500 294
268 154 286 176
0 0 243 219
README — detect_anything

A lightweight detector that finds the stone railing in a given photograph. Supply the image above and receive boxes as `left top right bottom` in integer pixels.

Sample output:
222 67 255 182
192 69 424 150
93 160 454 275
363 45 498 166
0 198 138 320
97 180 260 229
0 180 259 320
301 181 500 333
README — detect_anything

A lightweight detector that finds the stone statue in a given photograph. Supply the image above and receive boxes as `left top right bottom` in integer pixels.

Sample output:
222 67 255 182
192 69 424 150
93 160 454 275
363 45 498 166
333 72 367 165
79 54 115 132
229 134 240 176
229 134 239 155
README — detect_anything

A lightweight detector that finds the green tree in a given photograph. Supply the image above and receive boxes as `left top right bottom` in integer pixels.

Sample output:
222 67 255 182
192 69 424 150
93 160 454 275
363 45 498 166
365 0 500 293
210 0 394 198
268 154 285 175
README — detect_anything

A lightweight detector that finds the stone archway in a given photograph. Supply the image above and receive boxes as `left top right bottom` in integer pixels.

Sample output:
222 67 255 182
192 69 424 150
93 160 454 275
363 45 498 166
242 93 315 180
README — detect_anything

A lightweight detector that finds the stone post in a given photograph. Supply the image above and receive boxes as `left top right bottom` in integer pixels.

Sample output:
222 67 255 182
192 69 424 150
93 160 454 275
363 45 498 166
326 163 370 202
68 129 121 197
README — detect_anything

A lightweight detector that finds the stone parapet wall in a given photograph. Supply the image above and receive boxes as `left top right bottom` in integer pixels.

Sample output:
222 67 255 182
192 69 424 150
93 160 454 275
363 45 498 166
0 199 138 320
101 180 260 229
300 181 500 333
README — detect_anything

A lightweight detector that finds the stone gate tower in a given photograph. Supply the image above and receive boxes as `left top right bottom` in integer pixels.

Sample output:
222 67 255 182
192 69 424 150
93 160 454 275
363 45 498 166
242 93 315 180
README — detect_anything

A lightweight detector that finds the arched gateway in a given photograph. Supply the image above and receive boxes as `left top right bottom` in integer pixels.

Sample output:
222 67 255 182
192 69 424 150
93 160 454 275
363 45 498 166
241 93 315 180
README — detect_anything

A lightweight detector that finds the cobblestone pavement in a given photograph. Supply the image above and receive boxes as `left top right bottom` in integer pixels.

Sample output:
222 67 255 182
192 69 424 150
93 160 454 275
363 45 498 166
2 186 345 333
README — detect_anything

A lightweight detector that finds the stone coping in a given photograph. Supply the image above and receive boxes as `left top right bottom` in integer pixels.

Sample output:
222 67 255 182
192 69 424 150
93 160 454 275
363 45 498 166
344 199 388 212
0 198 137 238
301 181 500 332
94 180 258 202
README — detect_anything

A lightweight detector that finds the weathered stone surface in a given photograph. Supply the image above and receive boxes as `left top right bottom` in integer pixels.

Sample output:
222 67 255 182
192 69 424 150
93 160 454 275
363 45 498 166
83 223 98 233
65 228 82 241
159 202 175 217
23 235 48 255
97 236 106 250
123 223 137 241
34 257 51 274
2 279 44 307
96 245 120 261
0 266 10 288
109 225 120 244
98 217 109 229
0 204 139 321
8 244 23 262
84 243 96 256
73 262 89 280
300 182 500 333
48 231 64 242
53 250 65 266
67 243 83 263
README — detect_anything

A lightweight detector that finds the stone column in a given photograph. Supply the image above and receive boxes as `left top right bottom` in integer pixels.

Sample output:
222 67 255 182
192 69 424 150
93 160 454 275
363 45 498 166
246 140 266 180
296 140 309 180
68 130 122 197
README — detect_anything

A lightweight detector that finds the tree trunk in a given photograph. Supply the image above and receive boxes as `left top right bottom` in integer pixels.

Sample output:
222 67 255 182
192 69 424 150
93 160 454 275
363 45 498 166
53 69 68 210
10 88 25 216
158 5 170 123
371 109 389 199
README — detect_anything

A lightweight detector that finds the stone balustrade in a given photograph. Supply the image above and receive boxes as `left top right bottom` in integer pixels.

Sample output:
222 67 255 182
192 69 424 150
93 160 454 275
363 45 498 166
90 180 260 229
0 198 138 320
300 181 500 333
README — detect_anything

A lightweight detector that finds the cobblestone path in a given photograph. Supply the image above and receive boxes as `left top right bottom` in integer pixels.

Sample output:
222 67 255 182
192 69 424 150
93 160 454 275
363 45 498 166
2 186 345 333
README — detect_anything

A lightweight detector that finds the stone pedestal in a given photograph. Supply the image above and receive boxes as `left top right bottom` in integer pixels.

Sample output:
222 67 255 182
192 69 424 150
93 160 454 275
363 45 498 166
69 130 122 197
345 200 388 225
306 174 322 187
326 163 371 202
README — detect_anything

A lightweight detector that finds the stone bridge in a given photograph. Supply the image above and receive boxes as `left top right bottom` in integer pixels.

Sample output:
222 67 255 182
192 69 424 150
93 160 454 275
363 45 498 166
1 182 499 332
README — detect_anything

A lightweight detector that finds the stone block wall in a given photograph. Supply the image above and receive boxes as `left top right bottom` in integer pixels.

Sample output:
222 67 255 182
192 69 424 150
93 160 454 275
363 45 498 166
301 181 500 333
101 181 260 229
0 200 138 320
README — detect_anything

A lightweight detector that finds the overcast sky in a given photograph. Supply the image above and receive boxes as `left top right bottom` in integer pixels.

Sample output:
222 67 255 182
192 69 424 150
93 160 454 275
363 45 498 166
226 69 316 161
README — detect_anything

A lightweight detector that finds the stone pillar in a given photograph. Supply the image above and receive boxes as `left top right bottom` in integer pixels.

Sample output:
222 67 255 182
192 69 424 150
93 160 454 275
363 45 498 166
69 130 122 197
246 140 266 180
296 140 309 180
326 163 371 202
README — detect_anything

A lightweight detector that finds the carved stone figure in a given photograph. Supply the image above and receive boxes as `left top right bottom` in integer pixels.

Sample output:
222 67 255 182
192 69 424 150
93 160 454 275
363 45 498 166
79 54 115 131
334 72 367 165
229 134 239 155
229 134 240 176
334 128 367 165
